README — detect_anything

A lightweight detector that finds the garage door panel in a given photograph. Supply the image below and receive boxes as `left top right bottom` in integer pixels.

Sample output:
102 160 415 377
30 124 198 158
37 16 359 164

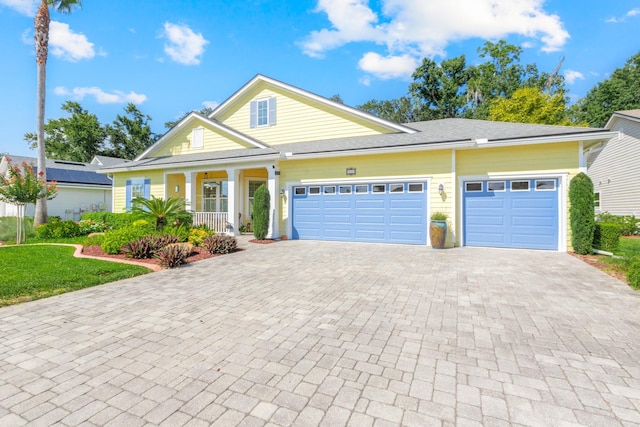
292 182 426 244
464 179 558 250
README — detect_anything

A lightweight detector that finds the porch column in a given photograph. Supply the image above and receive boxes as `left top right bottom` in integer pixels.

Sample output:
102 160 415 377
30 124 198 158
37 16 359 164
227 168 240 236
184 172 195 212
267 166 280 239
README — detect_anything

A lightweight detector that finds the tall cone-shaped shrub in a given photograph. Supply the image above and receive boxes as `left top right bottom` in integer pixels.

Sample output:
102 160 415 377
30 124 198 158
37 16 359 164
253 184 270 240
569 172 595 254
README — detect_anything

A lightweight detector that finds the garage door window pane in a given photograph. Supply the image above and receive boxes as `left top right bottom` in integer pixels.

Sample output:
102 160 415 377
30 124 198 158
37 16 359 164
339 185 352 194
408 183 423 193
465 182 482 192
372 184 386 193
535 180 555 191
389 183 404 193
511 181 529 191
309 186 320 195
294 187 306 195
488 181 505 192
355 184 368 194
324 186 336 194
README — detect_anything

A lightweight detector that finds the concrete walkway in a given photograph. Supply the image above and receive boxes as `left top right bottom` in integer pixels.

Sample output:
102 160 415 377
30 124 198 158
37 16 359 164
1 240 639 426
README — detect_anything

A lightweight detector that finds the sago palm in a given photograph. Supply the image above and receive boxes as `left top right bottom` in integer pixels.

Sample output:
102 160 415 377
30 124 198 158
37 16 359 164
131 196 187 231
34 0 82 227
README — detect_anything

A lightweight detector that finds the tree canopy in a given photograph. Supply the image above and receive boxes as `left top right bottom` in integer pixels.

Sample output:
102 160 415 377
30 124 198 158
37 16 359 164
488 87 572 126
25 102 158 162
568 51 640 127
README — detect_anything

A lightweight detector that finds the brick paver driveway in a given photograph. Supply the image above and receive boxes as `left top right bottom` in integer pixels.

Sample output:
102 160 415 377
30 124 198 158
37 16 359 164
1 240 640 426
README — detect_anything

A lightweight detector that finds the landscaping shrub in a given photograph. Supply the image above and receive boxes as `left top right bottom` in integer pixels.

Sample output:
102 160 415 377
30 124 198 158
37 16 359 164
596 212 639 236
35 218 81 239
101 222 155 254
628 260 640 290
164 223 190 242
173 211 193 228
593 223 622 252
0 216 35 241
253 184 270 240
569 173 595 254
122 234 180 259
188 228 212 247
156 243 192 268
82 212 135 230
78 219 108 235
202 234 237 254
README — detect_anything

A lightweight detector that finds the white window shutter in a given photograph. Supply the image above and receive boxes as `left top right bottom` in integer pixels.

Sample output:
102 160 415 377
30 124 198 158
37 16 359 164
268 97 277 125
250 101 257 128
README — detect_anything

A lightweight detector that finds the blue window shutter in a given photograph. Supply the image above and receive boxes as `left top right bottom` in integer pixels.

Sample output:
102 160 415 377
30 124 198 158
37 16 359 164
144 179 151 199
125 179 132 211
249 101 257 128
268 97 277 125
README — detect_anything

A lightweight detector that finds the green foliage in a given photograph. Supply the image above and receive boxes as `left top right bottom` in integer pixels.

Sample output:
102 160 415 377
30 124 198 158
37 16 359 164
25 102 158 161
122 234 179 259
0 159 57 206
593 223 622 252
173 211 193 228
357 97 420 123
156 243 192 269
163 223 190 242
202 234 238 254
131 196 187 231
488 87 572 125
0 245 149 306
596 212 639 236
628 260 640 290
188 228 212 247
569 51 640 127
35 218 81 239
81 212 135 230
569 173 596 254
78 219 107 235
252 184 270 240
430 212 447 221
101 223 154 254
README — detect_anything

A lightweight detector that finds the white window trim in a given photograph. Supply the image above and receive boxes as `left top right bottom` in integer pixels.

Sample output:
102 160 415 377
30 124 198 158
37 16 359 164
323 186 336 194
355 184 369 194
246 177 267 220
294 186 306 196
338 185 352 195
487 181 506 192
408 183 424 193
510 180 530 192
389 183 404 193
256 98 269 127
534 179 556 192
308 186 321 195
465 182 483 192
372 184 386 194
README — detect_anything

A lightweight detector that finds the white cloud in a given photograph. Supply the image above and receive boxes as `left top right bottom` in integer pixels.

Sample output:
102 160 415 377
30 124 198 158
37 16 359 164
161 22 209 65
606 7 640 23
0 0 39 16
49 21 95 62
54 86 147 104
359 76 371 86
358 52 419 79
202 101 219 110
300 0 570 80
627 8 640 17
564 70 584 85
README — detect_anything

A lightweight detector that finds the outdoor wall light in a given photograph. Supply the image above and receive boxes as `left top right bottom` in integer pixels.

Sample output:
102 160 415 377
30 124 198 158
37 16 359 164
175 184 180 193
438 183 444 194
280 188 286 195
346 167 356 176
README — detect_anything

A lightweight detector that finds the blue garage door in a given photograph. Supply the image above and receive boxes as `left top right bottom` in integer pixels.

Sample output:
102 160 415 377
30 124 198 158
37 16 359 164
463 178 559 250
292 182 427 245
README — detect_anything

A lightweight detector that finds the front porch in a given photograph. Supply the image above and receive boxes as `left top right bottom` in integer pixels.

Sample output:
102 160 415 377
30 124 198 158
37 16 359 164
166 165 280 238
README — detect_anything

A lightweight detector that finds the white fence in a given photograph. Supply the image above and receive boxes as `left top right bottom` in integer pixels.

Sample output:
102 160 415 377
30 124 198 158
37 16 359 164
193 212 228 233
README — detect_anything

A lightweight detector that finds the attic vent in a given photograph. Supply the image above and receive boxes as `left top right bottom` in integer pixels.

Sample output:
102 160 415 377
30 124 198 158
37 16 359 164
53 160 86 166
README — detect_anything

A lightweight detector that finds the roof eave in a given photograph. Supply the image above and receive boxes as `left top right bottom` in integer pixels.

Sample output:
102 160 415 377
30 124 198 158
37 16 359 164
474 131 619 148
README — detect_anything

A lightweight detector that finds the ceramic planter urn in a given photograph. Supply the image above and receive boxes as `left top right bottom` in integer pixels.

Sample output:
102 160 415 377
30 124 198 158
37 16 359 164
429 220 447 249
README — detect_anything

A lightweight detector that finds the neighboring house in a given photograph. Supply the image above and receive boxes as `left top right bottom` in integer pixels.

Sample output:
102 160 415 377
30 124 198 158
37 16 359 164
99 75 616 251
0 155 120 220
588 110 640 216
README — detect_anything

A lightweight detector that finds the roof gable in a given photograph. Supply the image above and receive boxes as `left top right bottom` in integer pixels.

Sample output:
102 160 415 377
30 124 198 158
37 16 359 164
136 112 269 160
606 110 640 129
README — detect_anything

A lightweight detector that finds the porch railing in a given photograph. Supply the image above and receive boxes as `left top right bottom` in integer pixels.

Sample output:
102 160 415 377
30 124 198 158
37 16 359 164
193 212 228 233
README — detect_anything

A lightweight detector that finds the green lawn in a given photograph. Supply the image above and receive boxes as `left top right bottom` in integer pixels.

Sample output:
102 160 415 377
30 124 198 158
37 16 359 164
0 244 150 306
599 237 640 281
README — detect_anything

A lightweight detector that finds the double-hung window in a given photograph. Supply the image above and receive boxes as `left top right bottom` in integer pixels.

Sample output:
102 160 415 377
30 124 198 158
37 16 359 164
250 98 277 128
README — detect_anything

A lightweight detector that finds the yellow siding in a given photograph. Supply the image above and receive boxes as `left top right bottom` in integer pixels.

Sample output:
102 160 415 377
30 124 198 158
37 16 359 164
112 170 165 212
279 150 454 244
217 84 394 145
151 121 254 158
456 142 580 250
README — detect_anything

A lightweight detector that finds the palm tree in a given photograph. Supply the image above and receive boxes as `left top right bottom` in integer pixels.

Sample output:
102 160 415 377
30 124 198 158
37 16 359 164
33 0 82 227
131 196 188 232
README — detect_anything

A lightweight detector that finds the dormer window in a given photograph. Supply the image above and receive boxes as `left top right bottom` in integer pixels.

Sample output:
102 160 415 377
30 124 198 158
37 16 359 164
250 97 276 128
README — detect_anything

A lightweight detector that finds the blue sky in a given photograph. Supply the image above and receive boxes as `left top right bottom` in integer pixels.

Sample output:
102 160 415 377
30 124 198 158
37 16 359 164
0 0 639 158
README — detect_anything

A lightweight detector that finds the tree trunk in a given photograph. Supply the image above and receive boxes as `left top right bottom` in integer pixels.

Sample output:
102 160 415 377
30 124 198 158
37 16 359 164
34 0 49 227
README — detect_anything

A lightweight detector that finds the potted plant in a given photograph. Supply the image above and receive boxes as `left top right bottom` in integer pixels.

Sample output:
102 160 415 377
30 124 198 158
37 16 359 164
430 212 447 249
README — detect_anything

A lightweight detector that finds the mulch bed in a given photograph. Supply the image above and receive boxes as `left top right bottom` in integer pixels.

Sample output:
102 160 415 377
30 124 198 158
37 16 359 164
81 245 218 267
248 239 277 244
569 252 628 283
